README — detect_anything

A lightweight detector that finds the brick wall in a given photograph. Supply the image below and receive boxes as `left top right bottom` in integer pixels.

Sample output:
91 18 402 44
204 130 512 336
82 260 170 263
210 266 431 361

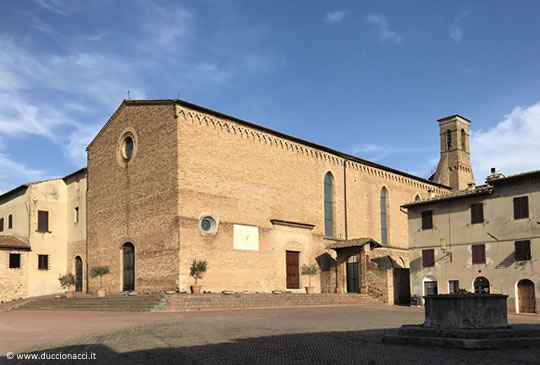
87 103 180 294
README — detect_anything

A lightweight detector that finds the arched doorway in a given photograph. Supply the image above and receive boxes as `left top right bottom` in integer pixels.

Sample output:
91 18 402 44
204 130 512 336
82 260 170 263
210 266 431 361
518 279 536 313
122 243 135 291
75 256 83 292
346 255 360 293
473 276 490 294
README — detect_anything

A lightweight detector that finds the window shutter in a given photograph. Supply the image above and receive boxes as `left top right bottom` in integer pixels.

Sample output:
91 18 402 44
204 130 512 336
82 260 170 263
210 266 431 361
521 197 529 218
422 211 433 230
479 245 485 263
514 197 529 219
471 203 483 224
472 245 486 264
422 249 435 267
515 240 531 261
38 211 49 232
0 218 3 232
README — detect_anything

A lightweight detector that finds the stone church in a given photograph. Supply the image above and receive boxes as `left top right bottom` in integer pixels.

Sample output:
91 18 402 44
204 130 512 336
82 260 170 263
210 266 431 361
85 99 453 301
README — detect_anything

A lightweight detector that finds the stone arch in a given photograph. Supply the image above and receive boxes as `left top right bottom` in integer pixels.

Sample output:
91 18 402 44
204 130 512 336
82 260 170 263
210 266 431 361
473 276 490 294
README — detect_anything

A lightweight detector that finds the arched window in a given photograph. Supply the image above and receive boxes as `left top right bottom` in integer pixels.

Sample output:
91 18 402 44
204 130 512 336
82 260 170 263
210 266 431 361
446 130 452 150
461 129 466 151
414 195 421 202
380 187 388 244
473 276 490 294
324 172 334 237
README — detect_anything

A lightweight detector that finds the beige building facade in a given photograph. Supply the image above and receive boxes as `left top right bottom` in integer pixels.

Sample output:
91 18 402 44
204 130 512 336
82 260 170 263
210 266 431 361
0 169 87 302
86 99 449 300
404 117 539 313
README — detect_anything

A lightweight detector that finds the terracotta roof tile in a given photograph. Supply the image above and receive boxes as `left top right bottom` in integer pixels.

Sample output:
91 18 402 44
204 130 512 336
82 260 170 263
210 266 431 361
326 238 382 250
402 185 493 208
0 236 30 250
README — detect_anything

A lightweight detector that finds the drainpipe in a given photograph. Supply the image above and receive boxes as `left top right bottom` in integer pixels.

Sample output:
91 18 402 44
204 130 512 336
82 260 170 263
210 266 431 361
343 158 349 241
85 171 89 294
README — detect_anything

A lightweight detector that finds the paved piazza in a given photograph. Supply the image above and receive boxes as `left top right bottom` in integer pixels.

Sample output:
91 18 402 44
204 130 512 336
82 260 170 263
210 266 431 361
1 305 539 364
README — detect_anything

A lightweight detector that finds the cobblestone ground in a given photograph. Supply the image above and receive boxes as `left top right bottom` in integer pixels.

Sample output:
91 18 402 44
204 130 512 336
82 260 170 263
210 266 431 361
2 306 540 365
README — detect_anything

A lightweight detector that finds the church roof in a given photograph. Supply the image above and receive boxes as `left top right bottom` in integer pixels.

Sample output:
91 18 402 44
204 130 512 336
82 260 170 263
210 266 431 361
87 99 450 190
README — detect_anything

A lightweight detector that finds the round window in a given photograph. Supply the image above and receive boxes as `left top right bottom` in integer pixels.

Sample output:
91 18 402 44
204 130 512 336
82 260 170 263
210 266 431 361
199 216 218 236
123 135 134 160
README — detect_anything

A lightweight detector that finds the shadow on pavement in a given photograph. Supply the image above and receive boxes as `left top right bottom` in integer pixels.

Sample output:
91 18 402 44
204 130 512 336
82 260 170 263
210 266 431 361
4 325 540 365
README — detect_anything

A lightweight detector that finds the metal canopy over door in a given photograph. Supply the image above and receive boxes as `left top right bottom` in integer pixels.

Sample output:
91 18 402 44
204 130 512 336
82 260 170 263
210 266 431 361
518 279 536 313
123 243 135 291
346 255 360 293
75 256 83 291
286 251 300 289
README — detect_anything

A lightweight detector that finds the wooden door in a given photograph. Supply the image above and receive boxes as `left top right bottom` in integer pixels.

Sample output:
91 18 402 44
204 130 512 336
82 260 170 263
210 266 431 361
286 251 300 289
346 256 360 293
518 280 536 313
75 256 83 291
123 243 135 291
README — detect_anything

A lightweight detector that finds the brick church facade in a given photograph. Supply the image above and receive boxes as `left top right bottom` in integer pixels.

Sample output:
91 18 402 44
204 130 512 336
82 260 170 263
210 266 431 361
86 99 450 298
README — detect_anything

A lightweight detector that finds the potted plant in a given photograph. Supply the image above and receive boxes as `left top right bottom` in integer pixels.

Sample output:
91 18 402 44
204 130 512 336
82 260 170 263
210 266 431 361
58 273 76 298
90 266 110 297
301 263 319 294
190 259 208 294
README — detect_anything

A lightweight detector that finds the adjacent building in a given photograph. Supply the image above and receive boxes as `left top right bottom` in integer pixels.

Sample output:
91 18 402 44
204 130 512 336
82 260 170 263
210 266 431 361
0 169 87 302
403 116 538 313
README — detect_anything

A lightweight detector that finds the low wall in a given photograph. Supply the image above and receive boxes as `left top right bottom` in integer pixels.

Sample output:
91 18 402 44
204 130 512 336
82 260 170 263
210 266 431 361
424 294 508 329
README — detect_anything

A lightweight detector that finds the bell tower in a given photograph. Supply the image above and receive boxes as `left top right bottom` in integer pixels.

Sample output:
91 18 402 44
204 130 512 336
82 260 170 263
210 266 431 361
432 115 475 190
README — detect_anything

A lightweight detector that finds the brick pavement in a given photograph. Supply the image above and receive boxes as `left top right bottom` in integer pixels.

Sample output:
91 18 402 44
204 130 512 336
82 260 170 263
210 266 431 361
1 305 539 364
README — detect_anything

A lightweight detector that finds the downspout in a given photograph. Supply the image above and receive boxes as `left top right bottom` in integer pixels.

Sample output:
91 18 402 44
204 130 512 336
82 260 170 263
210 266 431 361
85 170 89 294
343 158 349 240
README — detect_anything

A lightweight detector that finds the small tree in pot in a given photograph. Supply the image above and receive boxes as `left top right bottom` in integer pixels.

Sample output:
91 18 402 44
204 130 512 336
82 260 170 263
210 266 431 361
90 266 110 297
58 273 76 298
190 259 208 294
301 263 319 294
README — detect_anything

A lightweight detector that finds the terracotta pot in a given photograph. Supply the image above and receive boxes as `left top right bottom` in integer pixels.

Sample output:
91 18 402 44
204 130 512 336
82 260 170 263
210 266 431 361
190 285 202 294
65 290 75 298
97 289 106 297
305 287 314 295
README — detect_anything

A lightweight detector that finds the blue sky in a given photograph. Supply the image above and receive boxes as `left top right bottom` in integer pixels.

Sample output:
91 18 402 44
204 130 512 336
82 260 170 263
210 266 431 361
1 0 540 193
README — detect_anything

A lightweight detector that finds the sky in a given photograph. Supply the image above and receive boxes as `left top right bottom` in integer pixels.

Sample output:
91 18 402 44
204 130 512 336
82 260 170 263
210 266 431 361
1 0 540 193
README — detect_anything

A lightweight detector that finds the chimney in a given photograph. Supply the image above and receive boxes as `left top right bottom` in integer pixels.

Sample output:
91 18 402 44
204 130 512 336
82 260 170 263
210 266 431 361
486 167 505 182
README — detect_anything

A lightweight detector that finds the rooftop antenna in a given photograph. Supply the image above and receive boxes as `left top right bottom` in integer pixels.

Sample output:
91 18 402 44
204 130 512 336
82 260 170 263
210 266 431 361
127 90 131 100
176 91 180 99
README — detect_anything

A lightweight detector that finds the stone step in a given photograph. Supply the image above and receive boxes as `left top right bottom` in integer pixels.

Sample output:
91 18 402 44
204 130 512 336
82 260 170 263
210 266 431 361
14 295 163 312
165 293 382 312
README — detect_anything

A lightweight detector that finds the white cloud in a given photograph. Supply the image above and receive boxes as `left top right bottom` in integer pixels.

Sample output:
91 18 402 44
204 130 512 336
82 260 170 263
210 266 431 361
449 11 470 44
0 2 282 191
450 27 463 43
0 153 48 194
325 10 348 23
470 101 540 179
0 34 148 169
142 3 194 48
34 0 68 15
366 14 401 43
